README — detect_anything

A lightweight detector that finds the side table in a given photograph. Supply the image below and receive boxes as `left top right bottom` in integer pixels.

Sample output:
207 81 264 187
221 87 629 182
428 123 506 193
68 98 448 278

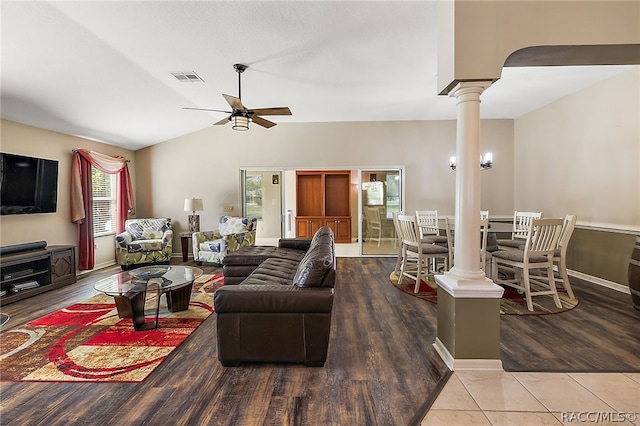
180 232 193 262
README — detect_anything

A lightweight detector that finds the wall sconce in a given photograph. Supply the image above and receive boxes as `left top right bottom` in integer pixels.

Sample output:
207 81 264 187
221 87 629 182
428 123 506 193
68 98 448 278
184 198 204 231
480 152 493 170
450 152 493 171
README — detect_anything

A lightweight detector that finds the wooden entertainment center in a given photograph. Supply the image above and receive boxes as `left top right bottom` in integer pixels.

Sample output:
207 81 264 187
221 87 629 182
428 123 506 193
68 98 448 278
0 244 76 305
295 170 352 243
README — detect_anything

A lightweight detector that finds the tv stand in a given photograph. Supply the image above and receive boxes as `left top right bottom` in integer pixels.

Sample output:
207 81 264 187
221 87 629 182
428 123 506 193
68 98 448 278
0 245 76 305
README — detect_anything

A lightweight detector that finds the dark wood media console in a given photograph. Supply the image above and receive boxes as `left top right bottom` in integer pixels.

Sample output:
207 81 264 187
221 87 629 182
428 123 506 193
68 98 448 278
0 245 76 305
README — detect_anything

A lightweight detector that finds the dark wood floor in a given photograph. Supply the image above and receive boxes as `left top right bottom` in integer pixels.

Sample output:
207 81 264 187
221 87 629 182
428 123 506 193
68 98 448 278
1 257 638 425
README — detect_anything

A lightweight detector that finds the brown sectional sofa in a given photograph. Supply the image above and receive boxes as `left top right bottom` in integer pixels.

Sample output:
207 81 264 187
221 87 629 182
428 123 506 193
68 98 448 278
213 226 336 367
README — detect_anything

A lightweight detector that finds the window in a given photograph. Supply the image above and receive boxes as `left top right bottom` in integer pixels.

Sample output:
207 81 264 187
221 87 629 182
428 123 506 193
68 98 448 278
92 167 116 236
244 174 263 220
386 173 400 218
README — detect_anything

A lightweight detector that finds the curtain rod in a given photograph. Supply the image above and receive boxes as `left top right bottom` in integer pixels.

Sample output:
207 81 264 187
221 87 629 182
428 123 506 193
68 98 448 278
72 149 130 163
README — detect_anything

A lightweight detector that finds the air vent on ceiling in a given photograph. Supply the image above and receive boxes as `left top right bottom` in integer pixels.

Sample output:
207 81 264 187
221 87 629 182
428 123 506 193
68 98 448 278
171 71 204 83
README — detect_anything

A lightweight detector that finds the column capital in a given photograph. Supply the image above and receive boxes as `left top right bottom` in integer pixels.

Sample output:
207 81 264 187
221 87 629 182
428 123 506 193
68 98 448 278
448 81 493 98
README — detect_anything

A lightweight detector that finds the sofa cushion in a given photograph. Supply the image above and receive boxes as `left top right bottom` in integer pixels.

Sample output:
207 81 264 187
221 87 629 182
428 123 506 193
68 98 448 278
293 227 334 288
125 218 171 240
199 238 227 254
242 258 301 286
219 216 254 236
127 239 163 253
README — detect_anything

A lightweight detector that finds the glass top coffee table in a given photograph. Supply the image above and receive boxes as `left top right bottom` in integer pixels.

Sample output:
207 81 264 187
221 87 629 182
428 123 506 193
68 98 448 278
94 265 203 331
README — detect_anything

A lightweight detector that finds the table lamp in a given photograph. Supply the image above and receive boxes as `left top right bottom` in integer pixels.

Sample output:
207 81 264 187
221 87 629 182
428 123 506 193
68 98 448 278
184 198 204 232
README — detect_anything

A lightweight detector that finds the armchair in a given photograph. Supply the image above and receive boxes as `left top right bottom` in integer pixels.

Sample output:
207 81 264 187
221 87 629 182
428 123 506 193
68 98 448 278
116 218 173 270
193 216 257 265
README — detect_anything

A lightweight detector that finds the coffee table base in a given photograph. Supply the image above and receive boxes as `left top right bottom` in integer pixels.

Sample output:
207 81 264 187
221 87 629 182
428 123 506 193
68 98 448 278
111 283 194 331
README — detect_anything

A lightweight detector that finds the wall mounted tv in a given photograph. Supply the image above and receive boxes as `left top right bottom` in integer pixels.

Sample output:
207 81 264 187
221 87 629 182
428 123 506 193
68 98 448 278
1 152 59 215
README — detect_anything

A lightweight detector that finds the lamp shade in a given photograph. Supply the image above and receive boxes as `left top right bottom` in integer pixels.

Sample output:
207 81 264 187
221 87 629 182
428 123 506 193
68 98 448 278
232 116 249 131
184 198 204 212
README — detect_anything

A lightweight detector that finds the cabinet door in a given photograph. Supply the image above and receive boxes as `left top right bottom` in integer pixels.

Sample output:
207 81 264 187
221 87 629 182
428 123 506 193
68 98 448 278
296 219 312 238
51 248 76 285
296 218 323 238
325 218 351 243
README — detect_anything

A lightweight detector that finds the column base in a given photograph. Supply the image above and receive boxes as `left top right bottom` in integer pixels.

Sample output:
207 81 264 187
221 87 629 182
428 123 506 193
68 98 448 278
436 271 504 298
434 338 503 371
434 273 504 368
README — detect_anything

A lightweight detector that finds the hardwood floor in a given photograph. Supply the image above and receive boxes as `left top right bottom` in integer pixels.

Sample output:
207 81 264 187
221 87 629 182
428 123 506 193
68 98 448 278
0 258 449 425
500 275 640 372
1 257 638 425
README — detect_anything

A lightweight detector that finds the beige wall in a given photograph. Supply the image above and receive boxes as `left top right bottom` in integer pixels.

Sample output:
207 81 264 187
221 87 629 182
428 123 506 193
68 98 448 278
515 68 640 285
135 119 514 249
438 1 640 93
0 119 136 266
514 68 640 230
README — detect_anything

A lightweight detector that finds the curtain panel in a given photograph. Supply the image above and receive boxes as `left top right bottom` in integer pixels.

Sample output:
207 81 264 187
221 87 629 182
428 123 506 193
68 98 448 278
71 149 134 270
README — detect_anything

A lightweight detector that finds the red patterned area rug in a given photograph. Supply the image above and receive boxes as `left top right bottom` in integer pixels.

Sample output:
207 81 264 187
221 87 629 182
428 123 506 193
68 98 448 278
0 274 223 383
389 271 579 315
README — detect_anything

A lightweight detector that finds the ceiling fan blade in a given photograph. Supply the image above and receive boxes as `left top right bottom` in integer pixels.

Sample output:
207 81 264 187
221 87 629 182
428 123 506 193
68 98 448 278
222 94 245 110
182 107 232 113
248 107 292 116
252 116 277 128
213 117 230 126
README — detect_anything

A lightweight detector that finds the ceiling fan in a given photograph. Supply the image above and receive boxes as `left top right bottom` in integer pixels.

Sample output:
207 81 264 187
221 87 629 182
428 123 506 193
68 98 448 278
183 64 292 131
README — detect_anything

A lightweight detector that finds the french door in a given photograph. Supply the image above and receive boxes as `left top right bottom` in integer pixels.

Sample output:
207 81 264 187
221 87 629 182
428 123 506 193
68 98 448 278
241 170 283 245
360 169 403 256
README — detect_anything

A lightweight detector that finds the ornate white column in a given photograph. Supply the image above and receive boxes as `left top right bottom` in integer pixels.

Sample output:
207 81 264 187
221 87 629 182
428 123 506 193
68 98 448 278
434 81 504 370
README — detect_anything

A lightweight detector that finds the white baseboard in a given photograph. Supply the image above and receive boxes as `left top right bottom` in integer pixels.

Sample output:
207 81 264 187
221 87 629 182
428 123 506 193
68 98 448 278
433 338 504 371
568 270 631 294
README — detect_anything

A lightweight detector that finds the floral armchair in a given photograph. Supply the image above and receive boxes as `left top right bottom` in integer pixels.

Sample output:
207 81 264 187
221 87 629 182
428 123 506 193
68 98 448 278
116 218 173 270
193 216 257 265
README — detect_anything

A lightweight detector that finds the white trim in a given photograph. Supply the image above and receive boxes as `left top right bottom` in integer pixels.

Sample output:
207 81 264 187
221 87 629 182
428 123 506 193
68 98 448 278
568 269 631 294
575 222 640 235
435 274 505 298
433 338 503 371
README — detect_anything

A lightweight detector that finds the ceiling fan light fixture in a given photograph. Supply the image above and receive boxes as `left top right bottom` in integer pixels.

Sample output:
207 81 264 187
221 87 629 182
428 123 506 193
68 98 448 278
232 115 249 131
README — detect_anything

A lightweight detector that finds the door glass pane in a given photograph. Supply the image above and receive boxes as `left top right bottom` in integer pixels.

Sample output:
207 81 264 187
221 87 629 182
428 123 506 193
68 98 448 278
361 170 401 256
242 171 283 245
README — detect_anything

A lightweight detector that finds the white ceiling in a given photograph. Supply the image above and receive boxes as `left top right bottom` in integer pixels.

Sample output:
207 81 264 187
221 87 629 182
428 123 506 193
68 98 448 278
1 1 635 151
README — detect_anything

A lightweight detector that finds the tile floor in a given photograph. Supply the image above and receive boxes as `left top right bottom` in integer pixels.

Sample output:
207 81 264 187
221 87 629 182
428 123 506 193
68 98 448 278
423 370 640 425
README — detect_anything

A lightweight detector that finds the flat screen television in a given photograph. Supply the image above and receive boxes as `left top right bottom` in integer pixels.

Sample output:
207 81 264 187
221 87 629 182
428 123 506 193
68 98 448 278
0 153 59 215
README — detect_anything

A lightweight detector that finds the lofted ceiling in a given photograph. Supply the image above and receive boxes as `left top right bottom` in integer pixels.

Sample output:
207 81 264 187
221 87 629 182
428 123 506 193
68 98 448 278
1 1 635 151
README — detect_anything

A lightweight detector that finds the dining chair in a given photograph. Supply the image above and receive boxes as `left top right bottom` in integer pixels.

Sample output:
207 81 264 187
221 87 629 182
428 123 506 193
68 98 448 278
491 218 564 311
396 214 449 293
415 210 448 245
497 211 543 249
529 214 577 300
391 212 405 275
444 217 491 274
364 206 383 247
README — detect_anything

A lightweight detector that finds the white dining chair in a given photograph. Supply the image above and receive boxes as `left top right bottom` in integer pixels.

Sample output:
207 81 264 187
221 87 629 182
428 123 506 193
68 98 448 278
497 211 543 249
416 210 448 245
364 206 395 247
444 217 491 274
492 218 564 311
391 212 405 275
529 214 577 300
396 214 449 293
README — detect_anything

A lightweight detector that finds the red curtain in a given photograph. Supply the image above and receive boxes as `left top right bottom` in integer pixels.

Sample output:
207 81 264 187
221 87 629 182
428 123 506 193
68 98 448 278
71 149 134 270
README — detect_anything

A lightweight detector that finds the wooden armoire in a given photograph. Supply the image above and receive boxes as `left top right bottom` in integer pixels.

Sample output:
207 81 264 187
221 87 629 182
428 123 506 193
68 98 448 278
295 170 351 243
